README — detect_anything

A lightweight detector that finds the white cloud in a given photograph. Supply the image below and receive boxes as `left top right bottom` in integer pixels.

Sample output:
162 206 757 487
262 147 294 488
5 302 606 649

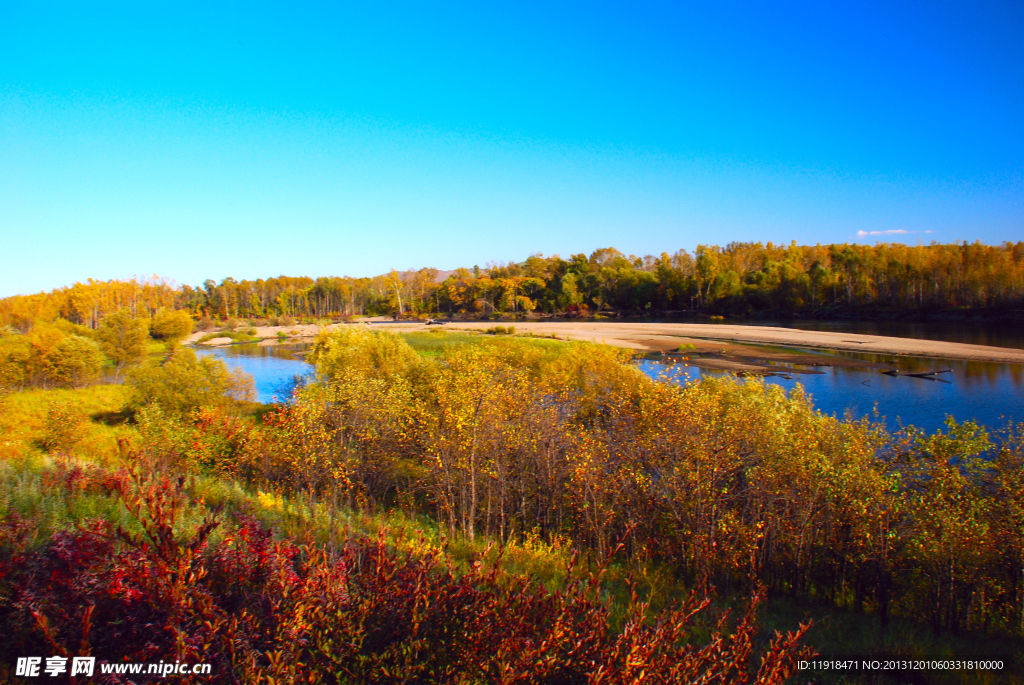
856 229 910 236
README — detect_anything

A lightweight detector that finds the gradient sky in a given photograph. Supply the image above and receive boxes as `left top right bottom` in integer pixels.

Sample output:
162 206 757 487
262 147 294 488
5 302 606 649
1 1 1022 297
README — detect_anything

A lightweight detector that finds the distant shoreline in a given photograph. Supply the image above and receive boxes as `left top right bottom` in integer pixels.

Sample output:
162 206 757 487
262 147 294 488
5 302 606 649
443 321 1024 364
187 320 1024 365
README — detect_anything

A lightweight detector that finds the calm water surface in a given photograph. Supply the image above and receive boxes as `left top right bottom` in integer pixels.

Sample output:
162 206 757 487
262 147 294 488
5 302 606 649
636 351 1024 435
748 320 1024 350
647 320 1024 432
194 343 312 403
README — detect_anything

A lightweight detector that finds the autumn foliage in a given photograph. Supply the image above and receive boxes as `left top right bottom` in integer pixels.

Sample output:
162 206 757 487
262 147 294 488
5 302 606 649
4 322 1023 681
0 457 811 683
217 329 1024 639
2 240 1023 325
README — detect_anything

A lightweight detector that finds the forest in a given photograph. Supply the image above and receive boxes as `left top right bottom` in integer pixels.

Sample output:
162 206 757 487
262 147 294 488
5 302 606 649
3 241 1024 329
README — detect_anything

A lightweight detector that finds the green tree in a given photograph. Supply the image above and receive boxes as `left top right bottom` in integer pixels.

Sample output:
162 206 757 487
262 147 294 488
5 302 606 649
98 310 149 382
308 327 420 382
559 273 581 310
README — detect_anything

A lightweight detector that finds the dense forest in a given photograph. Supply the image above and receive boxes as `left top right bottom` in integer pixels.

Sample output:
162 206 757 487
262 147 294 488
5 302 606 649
3 241 1024 329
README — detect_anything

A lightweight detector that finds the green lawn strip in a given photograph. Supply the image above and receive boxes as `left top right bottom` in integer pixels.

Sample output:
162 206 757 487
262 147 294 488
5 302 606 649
196 331 261 344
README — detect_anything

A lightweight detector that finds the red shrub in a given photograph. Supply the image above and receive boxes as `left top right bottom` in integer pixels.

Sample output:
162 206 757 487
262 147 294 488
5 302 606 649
0 462 812 683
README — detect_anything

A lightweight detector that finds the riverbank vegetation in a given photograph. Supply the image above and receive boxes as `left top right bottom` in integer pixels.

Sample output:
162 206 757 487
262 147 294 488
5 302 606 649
3 241 1024 328
2 326 1023 682
0 335 819 683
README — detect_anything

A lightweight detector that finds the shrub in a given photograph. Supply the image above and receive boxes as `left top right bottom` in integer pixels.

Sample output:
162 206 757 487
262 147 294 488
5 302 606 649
0 334 30 391
40 401 86 454
0 460 812 683
308 328 420 382
42 334 105 389
278 315 296 327
150 310 194 346
0 325 106 390
51 319 98 339
97 310 149 382
125 348 255 416
135 405 253 475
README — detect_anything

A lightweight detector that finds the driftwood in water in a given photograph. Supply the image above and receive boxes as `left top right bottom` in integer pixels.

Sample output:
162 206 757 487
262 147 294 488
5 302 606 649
882 368 952 379
906 369 952 378
736 370 793 379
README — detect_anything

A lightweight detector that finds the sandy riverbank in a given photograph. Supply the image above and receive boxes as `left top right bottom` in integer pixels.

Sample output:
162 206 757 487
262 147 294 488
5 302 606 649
443 321 1024 364
187 320 1024 368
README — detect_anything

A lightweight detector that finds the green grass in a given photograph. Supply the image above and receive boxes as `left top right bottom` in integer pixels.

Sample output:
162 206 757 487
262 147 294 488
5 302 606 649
145 340 169 356
0 385 132 465
400 329 566 358
399 330 489 356
196 331 261 344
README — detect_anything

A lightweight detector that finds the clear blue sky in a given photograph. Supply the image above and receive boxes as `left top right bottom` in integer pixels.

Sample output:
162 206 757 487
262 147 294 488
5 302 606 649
1 1 1022 297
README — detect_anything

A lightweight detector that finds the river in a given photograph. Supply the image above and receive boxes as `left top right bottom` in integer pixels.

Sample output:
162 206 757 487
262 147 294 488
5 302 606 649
196 323 1024 435
636 352 1022 434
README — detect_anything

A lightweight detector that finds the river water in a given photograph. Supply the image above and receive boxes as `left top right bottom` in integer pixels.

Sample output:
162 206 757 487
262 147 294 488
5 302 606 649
195 343 312 404
634 320 1024 433
636 353 1023 435
195 324 1024 435
746 320 1024 350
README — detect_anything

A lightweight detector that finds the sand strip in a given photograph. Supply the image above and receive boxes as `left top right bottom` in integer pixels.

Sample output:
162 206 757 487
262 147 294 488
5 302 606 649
186 321 1024 364
441 321 1024 364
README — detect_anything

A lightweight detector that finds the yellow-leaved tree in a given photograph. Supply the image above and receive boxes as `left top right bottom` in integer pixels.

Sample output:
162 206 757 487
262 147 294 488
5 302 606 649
97 309 149 382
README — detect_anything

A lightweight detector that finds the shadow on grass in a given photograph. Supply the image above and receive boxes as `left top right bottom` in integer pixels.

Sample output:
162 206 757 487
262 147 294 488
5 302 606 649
764 594 1024 684
91 408 133 426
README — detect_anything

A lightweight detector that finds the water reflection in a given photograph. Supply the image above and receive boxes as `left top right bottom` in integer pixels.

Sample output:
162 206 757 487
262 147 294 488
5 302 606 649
748 320 1024 350
194 343 312 404
637 354 1024 434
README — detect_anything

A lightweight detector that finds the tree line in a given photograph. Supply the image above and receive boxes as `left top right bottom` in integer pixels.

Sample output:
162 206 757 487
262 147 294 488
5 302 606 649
3 241 1024 327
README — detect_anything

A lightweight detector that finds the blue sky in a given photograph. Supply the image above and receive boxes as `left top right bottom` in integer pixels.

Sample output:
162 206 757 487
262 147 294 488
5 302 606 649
1 1 1022 296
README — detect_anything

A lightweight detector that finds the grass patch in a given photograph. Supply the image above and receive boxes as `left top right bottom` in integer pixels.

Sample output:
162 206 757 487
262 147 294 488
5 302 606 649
400 330 488 356
196 331 261 344
145 340 170 356
0 386 132 463
401 329 566 359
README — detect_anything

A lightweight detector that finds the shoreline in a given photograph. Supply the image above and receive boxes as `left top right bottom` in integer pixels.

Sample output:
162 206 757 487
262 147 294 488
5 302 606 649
444 321 1024 364
186 320 1024 367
